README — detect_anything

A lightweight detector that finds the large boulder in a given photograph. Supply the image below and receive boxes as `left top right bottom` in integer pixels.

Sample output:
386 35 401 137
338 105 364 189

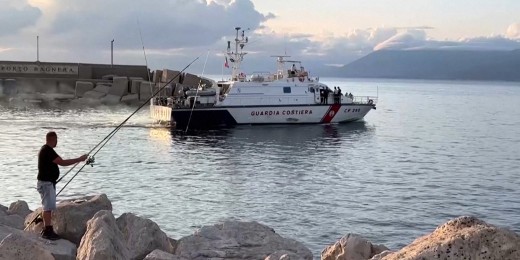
162 69 181 84
0 214 24 229
116 212 175 260
130 79 141 94
75 81 95 98
25 194 112 245
174 221 313 260
82 90 107 99
109 77 129 96
266 250 305 260
76 210 130 260
181 73 200 86
7 200 32 219
0 233 55 260
143 249 186 260
368 250 393 260
0 204 8 214
152 70 163 83
139 81 154 100
0 224 77 260
321 233 388 260
121 93 140 105
378 216 520 260
100 94 121 105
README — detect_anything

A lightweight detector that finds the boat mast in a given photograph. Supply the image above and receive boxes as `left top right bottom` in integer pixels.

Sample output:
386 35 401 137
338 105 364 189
227 27 248 81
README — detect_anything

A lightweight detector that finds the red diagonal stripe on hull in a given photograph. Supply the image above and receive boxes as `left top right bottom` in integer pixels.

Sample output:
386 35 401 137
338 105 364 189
320 104 342 123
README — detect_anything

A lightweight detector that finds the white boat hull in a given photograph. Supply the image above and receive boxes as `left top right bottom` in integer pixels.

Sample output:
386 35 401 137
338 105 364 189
151 103 374 128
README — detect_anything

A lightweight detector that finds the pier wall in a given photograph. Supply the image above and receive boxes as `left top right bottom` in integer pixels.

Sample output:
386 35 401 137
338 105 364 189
0 61 151 105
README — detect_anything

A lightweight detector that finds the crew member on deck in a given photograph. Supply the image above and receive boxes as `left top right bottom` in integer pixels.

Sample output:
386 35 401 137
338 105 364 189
324 88 330 104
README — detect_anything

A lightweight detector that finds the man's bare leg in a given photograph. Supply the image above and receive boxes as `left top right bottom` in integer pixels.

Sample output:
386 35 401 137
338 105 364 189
42 211 52 227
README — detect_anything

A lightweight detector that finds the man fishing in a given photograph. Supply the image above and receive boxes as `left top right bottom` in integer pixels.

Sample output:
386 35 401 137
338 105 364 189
37 131 88 240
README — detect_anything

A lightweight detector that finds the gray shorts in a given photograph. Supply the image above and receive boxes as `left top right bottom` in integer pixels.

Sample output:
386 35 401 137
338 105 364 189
37 181 56 211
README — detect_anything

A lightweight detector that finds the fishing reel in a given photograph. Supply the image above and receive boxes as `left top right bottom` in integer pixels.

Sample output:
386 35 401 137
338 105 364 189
86 156 95 167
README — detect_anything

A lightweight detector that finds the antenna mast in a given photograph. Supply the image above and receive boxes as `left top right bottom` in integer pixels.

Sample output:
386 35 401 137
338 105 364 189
226 27 248 81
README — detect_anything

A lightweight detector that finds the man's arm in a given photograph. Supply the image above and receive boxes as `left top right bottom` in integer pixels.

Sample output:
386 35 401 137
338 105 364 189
53 154 88 166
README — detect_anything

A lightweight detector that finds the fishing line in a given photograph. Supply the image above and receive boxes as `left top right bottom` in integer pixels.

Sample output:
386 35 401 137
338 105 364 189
137 17 154 86
26 49 200 230
185 49 210 133
27 58 199 229
57 18 153 184
57 56 200 196
58 19 198 190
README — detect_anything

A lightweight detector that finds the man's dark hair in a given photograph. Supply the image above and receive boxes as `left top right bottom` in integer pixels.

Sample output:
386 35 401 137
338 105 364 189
46 131 57 141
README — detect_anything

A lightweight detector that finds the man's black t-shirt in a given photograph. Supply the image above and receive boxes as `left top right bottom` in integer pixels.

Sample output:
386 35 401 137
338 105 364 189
38 145 60 183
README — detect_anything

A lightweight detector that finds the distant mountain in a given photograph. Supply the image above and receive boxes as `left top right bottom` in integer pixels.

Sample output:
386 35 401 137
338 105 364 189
334 49 520 81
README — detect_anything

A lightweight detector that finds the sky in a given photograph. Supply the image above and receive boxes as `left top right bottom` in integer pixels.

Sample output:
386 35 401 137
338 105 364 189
0 0 519 74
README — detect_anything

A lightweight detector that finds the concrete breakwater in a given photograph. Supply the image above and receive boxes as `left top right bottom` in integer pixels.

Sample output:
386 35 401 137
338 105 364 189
1 194 520 260
0 61 209 107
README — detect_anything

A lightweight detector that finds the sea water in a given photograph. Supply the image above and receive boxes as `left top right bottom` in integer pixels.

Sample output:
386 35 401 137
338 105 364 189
1 78 519 258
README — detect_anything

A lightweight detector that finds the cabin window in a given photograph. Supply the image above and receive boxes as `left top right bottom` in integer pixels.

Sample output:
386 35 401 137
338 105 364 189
309 87 315 93
283 87 291 93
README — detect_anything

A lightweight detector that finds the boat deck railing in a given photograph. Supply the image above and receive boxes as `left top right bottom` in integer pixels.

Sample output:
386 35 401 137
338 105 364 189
351 96 378 105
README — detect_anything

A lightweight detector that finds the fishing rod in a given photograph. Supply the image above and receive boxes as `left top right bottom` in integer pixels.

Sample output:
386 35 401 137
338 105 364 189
25 56 200 230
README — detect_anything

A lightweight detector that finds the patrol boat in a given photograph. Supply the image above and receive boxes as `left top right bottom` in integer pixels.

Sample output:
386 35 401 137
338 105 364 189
150 27 377 129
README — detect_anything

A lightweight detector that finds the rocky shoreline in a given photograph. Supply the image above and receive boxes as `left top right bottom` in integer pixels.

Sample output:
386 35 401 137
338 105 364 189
1 194 519 260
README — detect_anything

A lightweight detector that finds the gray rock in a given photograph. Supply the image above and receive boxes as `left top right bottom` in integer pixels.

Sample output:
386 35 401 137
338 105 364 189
116 212 175 260
153 70 163 83
174 220 313 260
76 210 130 260
265 250 305 260
144 249 186 260
0 214 24 229
181 73 200 86
130 80 141 94
75 81 95 98
0 204 7 215
7 200 32 219
162 69 181 84
93 84 111 94
0 233 55 260
321 233 388 260
139 81 154 100
100 94 121 105
381 216 520 260
121 93 140 104
25 194 112 245
109 77 129 96
82 90 107 99
369 250 393 260
0 224 77 260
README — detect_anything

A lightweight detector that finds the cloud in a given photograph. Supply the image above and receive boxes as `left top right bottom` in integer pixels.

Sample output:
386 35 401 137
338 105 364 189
1 1 519 75
44 0 270 49
506 23 520 39
0 0 42 37
374 27 520 51
373 30 428 51
0 0 276 71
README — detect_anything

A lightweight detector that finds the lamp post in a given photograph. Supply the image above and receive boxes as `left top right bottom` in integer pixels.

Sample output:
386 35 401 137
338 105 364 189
37 35 39 62
111 39 114 67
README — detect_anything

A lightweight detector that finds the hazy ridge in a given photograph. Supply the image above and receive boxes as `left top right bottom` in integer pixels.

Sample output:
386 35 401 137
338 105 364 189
328 49 520 81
